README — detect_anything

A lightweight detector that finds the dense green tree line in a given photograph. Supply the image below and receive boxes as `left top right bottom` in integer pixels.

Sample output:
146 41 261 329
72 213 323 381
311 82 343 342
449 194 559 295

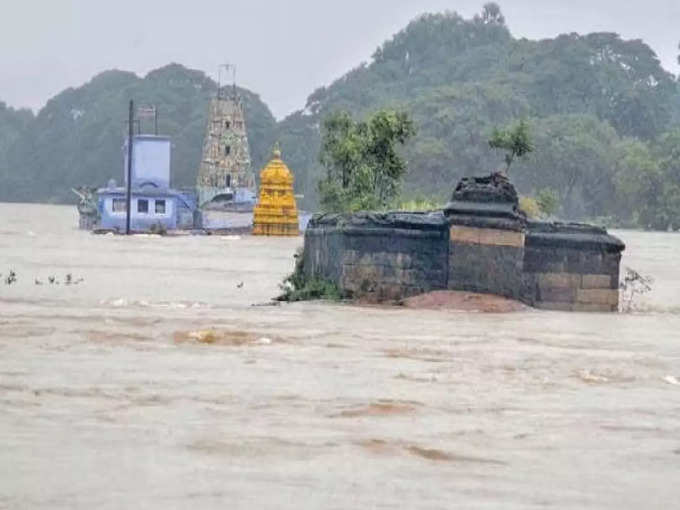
1 4 679 229
0 64 276 203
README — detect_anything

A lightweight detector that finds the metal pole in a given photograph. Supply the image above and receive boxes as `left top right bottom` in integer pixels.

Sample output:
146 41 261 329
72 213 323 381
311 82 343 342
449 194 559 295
232 65 237 97
126 100 133 235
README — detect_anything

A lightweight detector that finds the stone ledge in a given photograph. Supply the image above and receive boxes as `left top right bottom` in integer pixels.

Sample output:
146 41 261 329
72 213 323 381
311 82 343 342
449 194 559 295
308 211 448 230
526 226 625 253
306 226 447 239
447 215 526 232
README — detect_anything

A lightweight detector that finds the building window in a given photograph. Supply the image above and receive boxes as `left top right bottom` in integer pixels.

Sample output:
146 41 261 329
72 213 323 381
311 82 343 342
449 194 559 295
137 199 149 213
155 200 166 214
226 174 231 188
224 145 231 156
112 198 126 212
225 121 231 129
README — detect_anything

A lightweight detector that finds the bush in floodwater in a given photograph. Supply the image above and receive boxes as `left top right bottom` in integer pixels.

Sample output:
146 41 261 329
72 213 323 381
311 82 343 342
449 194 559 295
149 222 168 236
619 267 653 312
277 248 342 302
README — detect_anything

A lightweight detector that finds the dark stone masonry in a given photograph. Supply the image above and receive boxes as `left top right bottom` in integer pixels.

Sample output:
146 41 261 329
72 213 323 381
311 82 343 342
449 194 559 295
303 174 625 312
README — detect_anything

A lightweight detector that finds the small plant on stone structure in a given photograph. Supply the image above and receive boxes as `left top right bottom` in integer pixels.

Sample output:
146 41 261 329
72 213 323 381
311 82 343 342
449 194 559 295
619 267 653 312
489 119 534 174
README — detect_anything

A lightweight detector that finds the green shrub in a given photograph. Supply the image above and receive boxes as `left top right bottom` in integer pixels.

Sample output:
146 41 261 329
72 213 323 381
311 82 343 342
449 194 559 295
277 248 343 302
519 196 541 219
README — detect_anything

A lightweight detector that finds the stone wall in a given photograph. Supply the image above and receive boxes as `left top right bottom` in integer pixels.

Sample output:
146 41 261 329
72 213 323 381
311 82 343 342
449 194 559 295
302 174 625 311
303 212 449 301
523 222 624 312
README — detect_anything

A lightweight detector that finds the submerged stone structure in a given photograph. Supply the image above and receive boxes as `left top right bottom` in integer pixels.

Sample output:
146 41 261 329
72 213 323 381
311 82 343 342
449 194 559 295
303 174 625 312
252 148 300 237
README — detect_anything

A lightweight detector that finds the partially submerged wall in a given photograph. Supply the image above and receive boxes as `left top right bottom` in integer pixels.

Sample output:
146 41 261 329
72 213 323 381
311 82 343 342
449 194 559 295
523 222 624 312
304 212 449 301
303 174 625 312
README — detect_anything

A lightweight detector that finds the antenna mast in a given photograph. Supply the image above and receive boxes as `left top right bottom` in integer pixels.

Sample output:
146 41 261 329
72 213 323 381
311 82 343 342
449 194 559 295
217 64 237 100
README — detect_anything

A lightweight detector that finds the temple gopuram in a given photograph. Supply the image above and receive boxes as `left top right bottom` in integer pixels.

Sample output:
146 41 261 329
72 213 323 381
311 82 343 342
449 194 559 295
252 148 300 236
196 90 255 209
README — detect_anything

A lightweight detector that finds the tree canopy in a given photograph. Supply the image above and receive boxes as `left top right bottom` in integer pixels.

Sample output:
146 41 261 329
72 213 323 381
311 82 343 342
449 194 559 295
318 110 415 212
488 119 534 173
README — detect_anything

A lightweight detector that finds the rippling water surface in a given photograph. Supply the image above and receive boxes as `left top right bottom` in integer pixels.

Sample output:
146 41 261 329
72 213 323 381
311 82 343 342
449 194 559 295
1 203 679 509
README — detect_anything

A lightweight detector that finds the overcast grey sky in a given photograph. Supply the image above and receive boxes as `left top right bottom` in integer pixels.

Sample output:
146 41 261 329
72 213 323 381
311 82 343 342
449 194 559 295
1 0 678 119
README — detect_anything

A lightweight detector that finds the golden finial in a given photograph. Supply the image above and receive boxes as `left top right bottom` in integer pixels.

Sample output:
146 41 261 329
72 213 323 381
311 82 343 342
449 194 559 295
272 142 282 159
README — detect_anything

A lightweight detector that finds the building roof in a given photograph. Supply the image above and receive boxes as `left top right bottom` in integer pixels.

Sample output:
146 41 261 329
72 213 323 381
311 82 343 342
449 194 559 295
98 186 179 197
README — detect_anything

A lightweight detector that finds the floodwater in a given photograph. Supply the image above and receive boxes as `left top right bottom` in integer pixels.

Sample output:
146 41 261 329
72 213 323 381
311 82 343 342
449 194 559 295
1 203 679 509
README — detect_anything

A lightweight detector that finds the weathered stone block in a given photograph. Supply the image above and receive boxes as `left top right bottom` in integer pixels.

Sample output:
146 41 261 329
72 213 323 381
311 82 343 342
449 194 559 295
449 226 525 247
537 272 581 289
477 228 525 247
581 274 614 289
523 247 566 273
538 286 577 303
448 242 525 300
395 253 414 269
342 250 359 265
576 288 619 306
449 225 481 244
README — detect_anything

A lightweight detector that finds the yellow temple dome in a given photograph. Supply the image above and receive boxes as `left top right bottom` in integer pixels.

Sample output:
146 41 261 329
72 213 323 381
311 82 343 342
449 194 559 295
260 147 293 186
252 146 299 236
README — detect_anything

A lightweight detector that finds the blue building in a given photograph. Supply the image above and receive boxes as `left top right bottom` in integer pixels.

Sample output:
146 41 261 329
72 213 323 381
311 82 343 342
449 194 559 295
97 135 197 232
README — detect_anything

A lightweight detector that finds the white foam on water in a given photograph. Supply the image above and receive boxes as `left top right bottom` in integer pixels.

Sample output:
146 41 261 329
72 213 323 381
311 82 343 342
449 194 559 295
663 375 680 386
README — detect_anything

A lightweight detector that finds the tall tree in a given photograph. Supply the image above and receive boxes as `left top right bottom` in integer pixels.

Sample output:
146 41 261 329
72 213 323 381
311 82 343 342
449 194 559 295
477 2 505 26
318 110 415 212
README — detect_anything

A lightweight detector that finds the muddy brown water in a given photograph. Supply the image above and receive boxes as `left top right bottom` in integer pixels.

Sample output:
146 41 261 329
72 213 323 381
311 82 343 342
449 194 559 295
1 203 679 509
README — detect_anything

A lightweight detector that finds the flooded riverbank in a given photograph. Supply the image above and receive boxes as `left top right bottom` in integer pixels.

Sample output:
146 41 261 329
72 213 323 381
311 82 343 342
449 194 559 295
1 203 679 509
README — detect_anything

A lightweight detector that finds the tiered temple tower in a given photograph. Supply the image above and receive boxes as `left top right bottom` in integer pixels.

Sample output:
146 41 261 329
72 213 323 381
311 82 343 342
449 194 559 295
252 147 300 236
196 90 254 208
